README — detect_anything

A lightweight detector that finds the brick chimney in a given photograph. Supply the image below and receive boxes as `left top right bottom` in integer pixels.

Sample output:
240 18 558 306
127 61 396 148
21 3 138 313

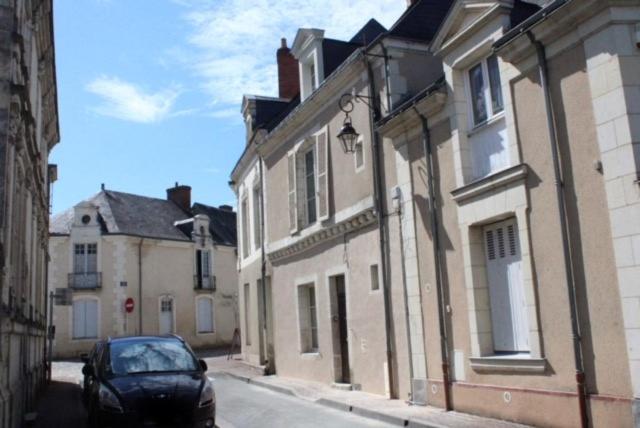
277 38 299 100
167 182 191 212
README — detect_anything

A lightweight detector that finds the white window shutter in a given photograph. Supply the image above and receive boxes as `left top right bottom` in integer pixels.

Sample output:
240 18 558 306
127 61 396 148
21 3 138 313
198 298 214 333
73 300 85 338
86 300 98 338
316 129 329 221
287 151 298 234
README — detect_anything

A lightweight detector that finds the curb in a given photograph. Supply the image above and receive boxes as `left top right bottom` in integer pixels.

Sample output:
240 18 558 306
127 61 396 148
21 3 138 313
214 369 445 428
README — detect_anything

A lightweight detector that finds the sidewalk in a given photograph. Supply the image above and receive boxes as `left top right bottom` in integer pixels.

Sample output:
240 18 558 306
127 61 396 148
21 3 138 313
204 355 530 428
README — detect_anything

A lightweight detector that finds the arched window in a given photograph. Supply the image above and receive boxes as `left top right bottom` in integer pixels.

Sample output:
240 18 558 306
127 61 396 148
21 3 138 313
196 297 214 334
73 298 98 339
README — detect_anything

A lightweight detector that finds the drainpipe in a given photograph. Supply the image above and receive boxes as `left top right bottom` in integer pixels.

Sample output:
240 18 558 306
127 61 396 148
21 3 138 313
414 109 452 411
258 156 270 373
138 238 144 335
527 31 587 428
363 51 397 399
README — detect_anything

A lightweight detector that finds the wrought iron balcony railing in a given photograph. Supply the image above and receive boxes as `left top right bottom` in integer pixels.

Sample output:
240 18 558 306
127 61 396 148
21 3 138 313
194 275 216 291
68 272 102 290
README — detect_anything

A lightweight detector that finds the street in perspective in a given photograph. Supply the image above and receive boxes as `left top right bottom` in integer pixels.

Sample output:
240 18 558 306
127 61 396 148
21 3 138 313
1 0 640 427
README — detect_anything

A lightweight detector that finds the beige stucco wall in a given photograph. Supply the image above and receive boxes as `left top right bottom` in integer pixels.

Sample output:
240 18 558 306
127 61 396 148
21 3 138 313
49 235 238 359
238 258 263 366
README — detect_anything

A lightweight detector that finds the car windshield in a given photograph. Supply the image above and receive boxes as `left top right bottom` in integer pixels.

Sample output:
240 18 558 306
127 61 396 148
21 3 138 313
108 339 199 376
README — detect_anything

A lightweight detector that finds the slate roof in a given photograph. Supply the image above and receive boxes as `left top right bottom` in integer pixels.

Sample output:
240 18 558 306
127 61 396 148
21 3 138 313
389 0 454 42
349 19 387 45
50 190 237 246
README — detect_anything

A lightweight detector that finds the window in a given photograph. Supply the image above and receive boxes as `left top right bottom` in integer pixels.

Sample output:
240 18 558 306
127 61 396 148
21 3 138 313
72 243 99 288
73 299 98 339
468 55 504 127
298 284 318 353
304 148 317 225
241 196 249 258
370 264 379 291
483 219 529 353
253 185 262 250
244 283 251 346
355 137 364 172
195 250 212 289
310 63 317 92
197 297 214 333
287 129 329 233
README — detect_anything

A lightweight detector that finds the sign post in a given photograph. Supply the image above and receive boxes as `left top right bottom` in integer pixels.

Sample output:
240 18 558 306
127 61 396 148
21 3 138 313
124 298 134 335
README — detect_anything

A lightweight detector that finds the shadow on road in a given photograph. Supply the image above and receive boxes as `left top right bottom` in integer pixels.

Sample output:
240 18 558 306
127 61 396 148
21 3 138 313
34 380 87 428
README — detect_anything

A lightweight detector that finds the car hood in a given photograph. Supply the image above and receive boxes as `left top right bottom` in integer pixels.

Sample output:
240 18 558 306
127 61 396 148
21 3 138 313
108 372 204 414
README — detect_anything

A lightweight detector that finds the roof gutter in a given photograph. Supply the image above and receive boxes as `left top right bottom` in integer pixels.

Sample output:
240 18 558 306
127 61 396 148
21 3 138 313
493 0 571 52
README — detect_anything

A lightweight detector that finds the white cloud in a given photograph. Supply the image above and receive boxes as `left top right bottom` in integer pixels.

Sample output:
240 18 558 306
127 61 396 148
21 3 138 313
173 0 406 109
86 76 182 123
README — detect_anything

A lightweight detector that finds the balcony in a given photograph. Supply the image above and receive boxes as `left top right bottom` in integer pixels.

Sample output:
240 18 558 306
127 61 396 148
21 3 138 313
68 272 102 290
194 275 216 291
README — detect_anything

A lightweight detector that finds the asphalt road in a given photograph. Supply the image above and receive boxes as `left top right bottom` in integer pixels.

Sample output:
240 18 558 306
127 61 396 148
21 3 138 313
212 373 393 428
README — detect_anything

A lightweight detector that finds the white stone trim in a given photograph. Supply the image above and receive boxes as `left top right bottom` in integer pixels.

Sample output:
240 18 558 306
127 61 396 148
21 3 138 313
469 355 547 373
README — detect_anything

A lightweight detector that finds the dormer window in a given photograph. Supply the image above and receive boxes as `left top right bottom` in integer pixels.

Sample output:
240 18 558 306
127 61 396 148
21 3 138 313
291 29 325 101
468 55 504 127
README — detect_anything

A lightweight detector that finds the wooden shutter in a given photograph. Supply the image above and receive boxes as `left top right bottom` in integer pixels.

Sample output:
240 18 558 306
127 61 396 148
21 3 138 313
483 219 528 352
73 300 85 338
316 129 329 221
197 298 214 333
287 151 298 233
86 300 98 338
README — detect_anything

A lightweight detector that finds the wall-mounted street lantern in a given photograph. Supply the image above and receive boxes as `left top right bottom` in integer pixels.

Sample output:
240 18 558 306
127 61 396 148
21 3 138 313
337 93 375 154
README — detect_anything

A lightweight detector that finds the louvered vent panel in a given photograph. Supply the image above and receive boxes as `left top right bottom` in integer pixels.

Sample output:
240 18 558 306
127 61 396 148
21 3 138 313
508 224 517 256
486 230 495 260
497 227 505 258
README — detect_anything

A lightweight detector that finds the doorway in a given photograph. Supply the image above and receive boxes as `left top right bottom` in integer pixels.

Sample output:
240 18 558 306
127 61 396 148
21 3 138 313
330 274 350 384
159 296 174 334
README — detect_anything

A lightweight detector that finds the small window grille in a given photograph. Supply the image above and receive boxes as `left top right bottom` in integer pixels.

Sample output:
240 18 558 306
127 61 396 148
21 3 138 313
161 299 172 312
486 230 495 260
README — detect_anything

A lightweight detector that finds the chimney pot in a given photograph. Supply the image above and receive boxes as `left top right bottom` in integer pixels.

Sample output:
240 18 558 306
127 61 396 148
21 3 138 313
167 184 192 212
281 37 287 48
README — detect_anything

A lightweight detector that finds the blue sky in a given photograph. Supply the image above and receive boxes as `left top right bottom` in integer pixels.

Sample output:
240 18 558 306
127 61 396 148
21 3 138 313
51 0 407 215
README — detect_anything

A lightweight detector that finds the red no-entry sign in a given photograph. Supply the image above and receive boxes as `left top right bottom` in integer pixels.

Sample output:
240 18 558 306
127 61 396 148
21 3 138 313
125 298 135 313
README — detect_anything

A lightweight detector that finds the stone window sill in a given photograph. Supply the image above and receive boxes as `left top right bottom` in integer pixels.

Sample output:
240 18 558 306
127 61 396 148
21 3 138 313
470 354 546 373
300 352 322 360
451 163 528 204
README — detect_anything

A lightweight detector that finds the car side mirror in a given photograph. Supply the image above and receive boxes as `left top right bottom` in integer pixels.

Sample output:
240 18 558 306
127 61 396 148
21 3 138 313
82 364 94 377
199 359 208 372
80 353 89 364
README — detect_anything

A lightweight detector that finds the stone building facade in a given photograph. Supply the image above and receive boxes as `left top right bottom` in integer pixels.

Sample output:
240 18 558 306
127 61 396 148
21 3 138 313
0 1 59 427
48 185 238 359
233 0 640 426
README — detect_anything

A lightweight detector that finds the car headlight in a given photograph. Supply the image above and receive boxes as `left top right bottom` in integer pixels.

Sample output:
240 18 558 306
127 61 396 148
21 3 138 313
99 384 123 413
198 378 215 408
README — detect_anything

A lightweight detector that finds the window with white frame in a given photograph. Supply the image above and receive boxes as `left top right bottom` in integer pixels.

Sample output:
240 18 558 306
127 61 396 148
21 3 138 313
241 196 249 259
287 129 329 233
195 249 212 289
72 298 98 339
304 147 317 225
483 218 529 353
196 297 214 333
244 283 251 346
72 243 99 289
370 264 379 291
253 184 262 250
468 55 504 127
298 283 318 353
354 137 364 172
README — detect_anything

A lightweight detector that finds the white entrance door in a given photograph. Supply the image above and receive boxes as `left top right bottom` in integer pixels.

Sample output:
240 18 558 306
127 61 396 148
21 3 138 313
159 297 174 334
483 219 529 352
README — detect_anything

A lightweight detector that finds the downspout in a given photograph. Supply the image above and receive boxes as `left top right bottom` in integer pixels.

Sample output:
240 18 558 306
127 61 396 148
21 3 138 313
258 155 270 373
138 238 144 335
414 108 452 411
526 31 587 428
363 50 397 399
